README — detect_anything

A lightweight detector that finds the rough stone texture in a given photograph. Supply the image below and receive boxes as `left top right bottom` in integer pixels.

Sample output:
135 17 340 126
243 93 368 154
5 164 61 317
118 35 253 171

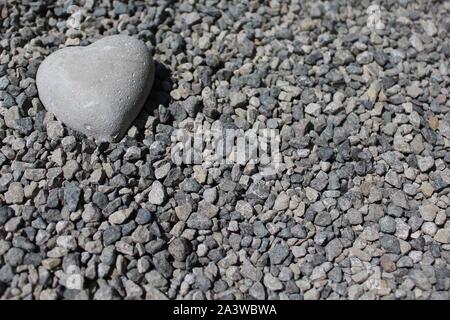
37 35 155 141
0 0 449 302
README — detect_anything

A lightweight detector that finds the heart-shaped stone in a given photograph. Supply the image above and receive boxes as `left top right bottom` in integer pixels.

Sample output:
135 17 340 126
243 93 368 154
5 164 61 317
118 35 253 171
36 35 154 141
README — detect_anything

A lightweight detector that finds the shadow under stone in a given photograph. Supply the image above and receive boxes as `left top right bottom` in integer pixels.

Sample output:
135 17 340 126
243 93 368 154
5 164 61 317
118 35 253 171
130 60 174 140
146 60 174 111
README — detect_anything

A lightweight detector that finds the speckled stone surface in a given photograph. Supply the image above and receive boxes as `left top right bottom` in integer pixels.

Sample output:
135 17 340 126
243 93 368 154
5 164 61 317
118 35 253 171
36 35 154 141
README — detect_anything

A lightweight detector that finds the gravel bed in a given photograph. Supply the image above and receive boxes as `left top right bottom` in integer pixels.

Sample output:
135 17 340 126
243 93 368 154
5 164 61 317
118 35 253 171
0 0 450 300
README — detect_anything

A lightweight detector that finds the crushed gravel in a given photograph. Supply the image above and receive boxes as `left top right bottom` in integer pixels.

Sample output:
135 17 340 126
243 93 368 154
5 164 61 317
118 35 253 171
0 0 450 300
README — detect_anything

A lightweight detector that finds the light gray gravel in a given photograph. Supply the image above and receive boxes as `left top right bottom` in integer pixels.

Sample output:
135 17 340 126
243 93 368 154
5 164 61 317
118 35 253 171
0 0 449 301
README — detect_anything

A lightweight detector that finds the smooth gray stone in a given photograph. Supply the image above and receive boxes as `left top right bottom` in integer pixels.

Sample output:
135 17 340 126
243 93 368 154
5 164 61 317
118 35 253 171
36 35 154 141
